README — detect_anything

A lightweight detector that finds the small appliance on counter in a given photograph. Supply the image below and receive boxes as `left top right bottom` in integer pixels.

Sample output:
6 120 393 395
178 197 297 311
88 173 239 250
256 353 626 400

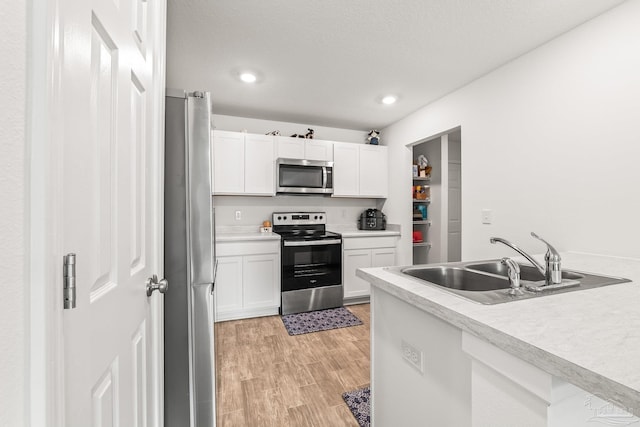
358 209 387 230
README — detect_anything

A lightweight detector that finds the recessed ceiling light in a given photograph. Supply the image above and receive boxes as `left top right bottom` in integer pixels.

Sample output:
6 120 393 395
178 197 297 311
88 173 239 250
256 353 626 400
239 72 257 83
381 95 397 105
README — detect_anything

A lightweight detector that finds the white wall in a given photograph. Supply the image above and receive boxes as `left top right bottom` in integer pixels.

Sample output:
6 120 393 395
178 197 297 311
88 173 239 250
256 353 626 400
0 1 26 425
384 0 640 265
214 195 383 228
212 114 369 144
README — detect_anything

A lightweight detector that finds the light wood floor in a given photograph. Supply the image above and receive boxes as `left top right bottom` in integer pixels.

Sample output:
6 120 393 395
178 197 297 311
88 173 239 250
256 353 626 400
215 304 371 426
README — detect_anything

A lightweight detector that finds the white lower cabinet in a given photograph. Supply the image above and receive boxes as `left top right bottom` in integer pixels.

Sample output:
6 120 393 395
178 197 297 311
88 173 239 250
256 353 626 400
343 236 398 302
215 240 280 321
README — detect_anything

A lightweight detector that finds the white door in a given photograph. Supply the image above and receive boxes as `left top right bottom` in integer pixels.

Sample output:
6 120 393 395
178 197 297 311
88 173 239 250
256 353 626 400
57 0 165 424
245 134 275 195
448 162 462 262
333 142 360 196
243 254 279 309
213 130 245 194
343 249 372 299
359 145 389 198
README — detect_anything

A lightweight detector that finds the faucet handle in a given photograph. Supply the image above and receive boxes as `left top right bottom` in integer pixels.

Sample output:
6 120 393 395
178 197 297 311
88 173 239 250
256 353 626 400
530 232 560 262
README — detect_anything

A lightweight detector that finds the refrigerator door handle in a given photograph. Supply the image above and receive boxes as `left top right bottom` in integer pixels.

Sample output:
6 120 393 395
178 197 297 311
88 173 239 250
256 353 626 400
212 259 218 294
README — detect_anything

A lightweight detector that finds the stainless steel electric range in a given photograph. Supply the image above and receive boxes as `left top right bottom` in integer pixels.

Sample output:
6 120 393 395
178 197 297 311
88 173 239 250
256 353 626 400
273 212 343 315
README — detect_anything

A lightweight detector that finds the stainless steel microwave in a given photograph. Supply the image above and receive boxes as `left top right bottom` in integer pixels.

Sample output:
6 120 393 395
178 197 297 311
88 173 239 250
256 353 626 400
276 158 334 194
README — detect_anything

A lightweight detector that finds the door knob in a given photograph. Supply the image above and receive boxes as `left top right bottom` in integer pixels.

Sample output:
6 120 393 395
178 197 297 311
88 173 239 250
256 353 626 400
146 274 169 297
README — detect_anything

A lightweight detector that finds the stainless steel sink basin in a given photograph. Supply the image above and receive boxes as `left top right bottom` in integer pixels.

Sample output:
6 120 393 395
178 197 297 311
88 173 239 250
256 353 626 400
466 262 583 282
389 259 630 305
402 266 509 292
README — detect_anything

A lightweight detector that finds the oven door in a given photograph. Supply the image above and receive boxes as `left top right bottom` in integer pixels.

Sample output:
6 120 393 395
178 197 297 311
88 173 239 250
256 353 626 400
281 238 342 291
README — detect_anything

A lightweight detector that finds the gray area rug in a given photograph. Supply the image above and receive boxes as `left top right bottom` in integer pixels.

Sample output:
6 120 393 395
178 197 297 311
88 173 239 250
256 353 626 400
342 386 371 427
281 307 363 336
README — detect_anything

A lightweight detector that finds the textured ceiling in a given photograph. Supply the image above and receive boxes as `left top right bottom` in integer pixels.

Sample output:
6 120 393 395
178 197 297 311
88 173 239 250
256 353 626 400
166 0 626 130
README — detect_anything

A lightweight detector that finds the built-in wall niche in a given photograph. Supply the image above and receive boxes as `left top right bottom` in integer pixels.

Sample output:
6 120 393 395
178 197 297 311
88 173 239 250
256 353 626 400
411 128 461 265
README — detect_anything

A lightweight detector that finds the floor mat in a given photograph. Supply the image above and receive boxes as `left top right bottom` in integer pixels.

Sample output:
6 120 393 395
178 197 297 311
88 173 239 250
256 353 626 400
342 386 371 427
281 307 363 336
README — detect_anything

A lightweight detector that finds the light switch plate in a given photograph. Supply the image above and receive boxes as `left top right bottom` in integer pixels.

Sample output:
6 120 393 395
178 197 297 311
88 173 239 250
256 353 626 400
481 209 493 224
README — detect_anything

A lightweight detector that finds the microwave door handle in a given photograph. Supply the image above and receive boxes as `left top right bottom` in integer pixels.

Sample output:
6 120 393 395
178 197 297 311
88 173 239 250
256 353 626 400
322 166 328 189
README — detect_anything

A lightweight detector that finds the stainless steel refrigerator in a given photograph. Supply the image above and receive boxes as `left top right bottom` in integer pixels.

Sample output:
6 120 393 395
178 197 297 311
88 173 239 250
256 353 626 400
164 89 216 426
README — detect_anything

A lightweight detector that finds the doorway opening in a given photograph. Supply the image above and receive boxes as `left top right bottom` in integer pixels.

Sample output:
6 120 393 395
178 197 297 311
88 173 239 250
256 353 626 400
411 127 461 265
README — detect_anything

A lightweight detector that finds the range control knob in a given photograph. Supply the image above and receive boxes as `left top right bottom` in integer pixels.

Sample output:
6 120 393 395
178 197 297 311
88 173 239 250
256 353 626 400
283 216 287 220
277 216 282 220
319 215 323 220
314 215 318 220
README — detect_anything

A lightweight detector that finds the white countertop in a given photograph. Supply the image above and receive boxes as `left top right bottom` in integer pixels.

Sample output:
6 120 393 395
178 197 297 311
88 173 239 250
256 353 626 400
339 229 401 238
216 226 281 242
357 252 640 415
328 223 401 238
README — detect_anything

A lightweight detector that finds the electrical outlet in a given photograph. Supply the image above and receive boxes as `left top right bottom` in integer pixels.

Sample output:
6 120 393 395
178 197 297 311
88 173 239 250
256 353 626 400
401 340 423 373
235 210 242 221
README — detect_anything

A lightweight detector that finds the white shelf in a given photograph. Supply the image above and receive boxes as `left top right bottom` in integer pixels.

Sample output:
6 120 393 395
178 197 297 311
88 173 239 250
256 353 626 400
412 242 432 248
412 176 431 182
413 220 431 225
413 198 431 203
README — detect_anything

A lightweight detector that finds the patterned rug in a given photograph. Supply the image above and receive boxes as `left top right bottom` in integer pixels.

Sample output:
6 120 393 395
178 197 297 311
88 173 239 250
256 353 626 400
342 386 371 427
281 307 363 336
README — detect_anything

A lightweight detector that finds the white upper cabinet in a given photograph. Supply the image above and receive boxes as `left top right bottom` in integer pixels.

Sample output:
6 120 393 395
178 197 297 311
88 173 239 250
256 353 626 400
333 142 360 196
276 136 305 159
305 140 334 161
212 130 244 194
213 130 275 196
276 136 334 161
359 145 388 197
333 143 388 198
245 134 275 195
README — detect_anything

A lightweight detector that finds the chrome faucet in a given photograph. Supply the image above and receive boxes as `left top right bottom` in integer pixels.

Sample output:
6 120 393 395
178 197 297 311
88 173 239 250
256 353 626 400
490 232 562 286
501 257 523 295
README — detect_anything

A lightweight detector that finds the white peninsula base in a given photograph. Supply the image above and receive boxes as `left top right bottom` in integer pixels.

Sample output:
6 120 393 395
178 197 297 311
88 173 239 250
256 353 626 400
371 286 639 427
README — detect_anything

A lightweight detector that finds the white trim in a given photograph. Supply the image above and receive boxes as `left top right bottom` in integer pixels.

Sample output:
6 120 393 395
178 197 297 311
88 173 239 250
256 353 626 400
215 307 279 322
27 0 65 425
150 0 167 425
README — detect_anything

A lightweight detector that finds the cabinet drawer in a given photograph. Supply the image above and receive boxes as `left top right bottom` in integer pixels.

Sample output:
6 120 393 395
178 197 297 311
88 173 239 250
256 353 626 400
343 236 398 250
216 240 280 257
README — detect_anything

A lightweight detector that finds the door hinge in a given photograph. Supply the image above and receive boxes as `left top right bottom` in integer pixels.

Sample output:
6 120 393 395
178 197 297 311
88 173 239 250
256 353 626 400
63 253 76 309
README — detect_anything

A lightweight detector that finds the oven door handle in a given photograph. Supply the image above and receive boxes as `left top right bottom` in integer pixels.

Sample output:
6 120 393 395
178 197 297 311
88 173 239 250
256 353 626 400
283 239 342 247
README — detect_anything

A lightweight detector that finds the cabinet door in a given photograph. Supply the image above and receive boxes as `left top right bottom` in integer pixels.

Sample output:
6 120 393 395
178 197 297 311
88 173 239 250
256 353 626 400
213 130 244 194
276 136 304 159
215 256 243 317
243 253 280 310
333 142 360 197
372 248 396 268
305 139 334 161
343 249 372 299
245 134 275 195
359 145 388 197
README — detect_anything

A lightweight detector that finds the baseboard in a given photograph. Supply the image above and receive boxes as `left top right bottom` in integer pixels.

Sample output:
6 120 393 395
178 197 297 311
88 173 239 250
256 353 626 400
344 295 370 305
215 306 279 322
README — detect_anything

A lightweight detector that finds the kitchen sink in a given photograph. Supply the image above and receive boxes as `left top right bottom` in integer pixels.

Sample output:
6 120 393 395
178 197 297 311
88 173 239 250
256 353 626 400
402 266 510 292
466 261 583 282
388 260 630 305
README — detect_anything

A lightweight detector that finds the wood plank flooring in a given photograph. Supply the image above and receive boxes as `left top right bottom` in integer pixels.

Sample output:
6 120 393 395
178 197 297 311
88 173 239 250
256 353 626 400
215 304 370 426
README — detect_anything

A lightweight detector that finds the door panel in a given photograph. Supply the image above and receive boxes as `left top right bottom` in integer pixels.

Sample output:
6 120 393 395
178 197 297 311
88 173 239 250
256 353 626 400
58 0 164 424
343 249 372 299
448 162 462 262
